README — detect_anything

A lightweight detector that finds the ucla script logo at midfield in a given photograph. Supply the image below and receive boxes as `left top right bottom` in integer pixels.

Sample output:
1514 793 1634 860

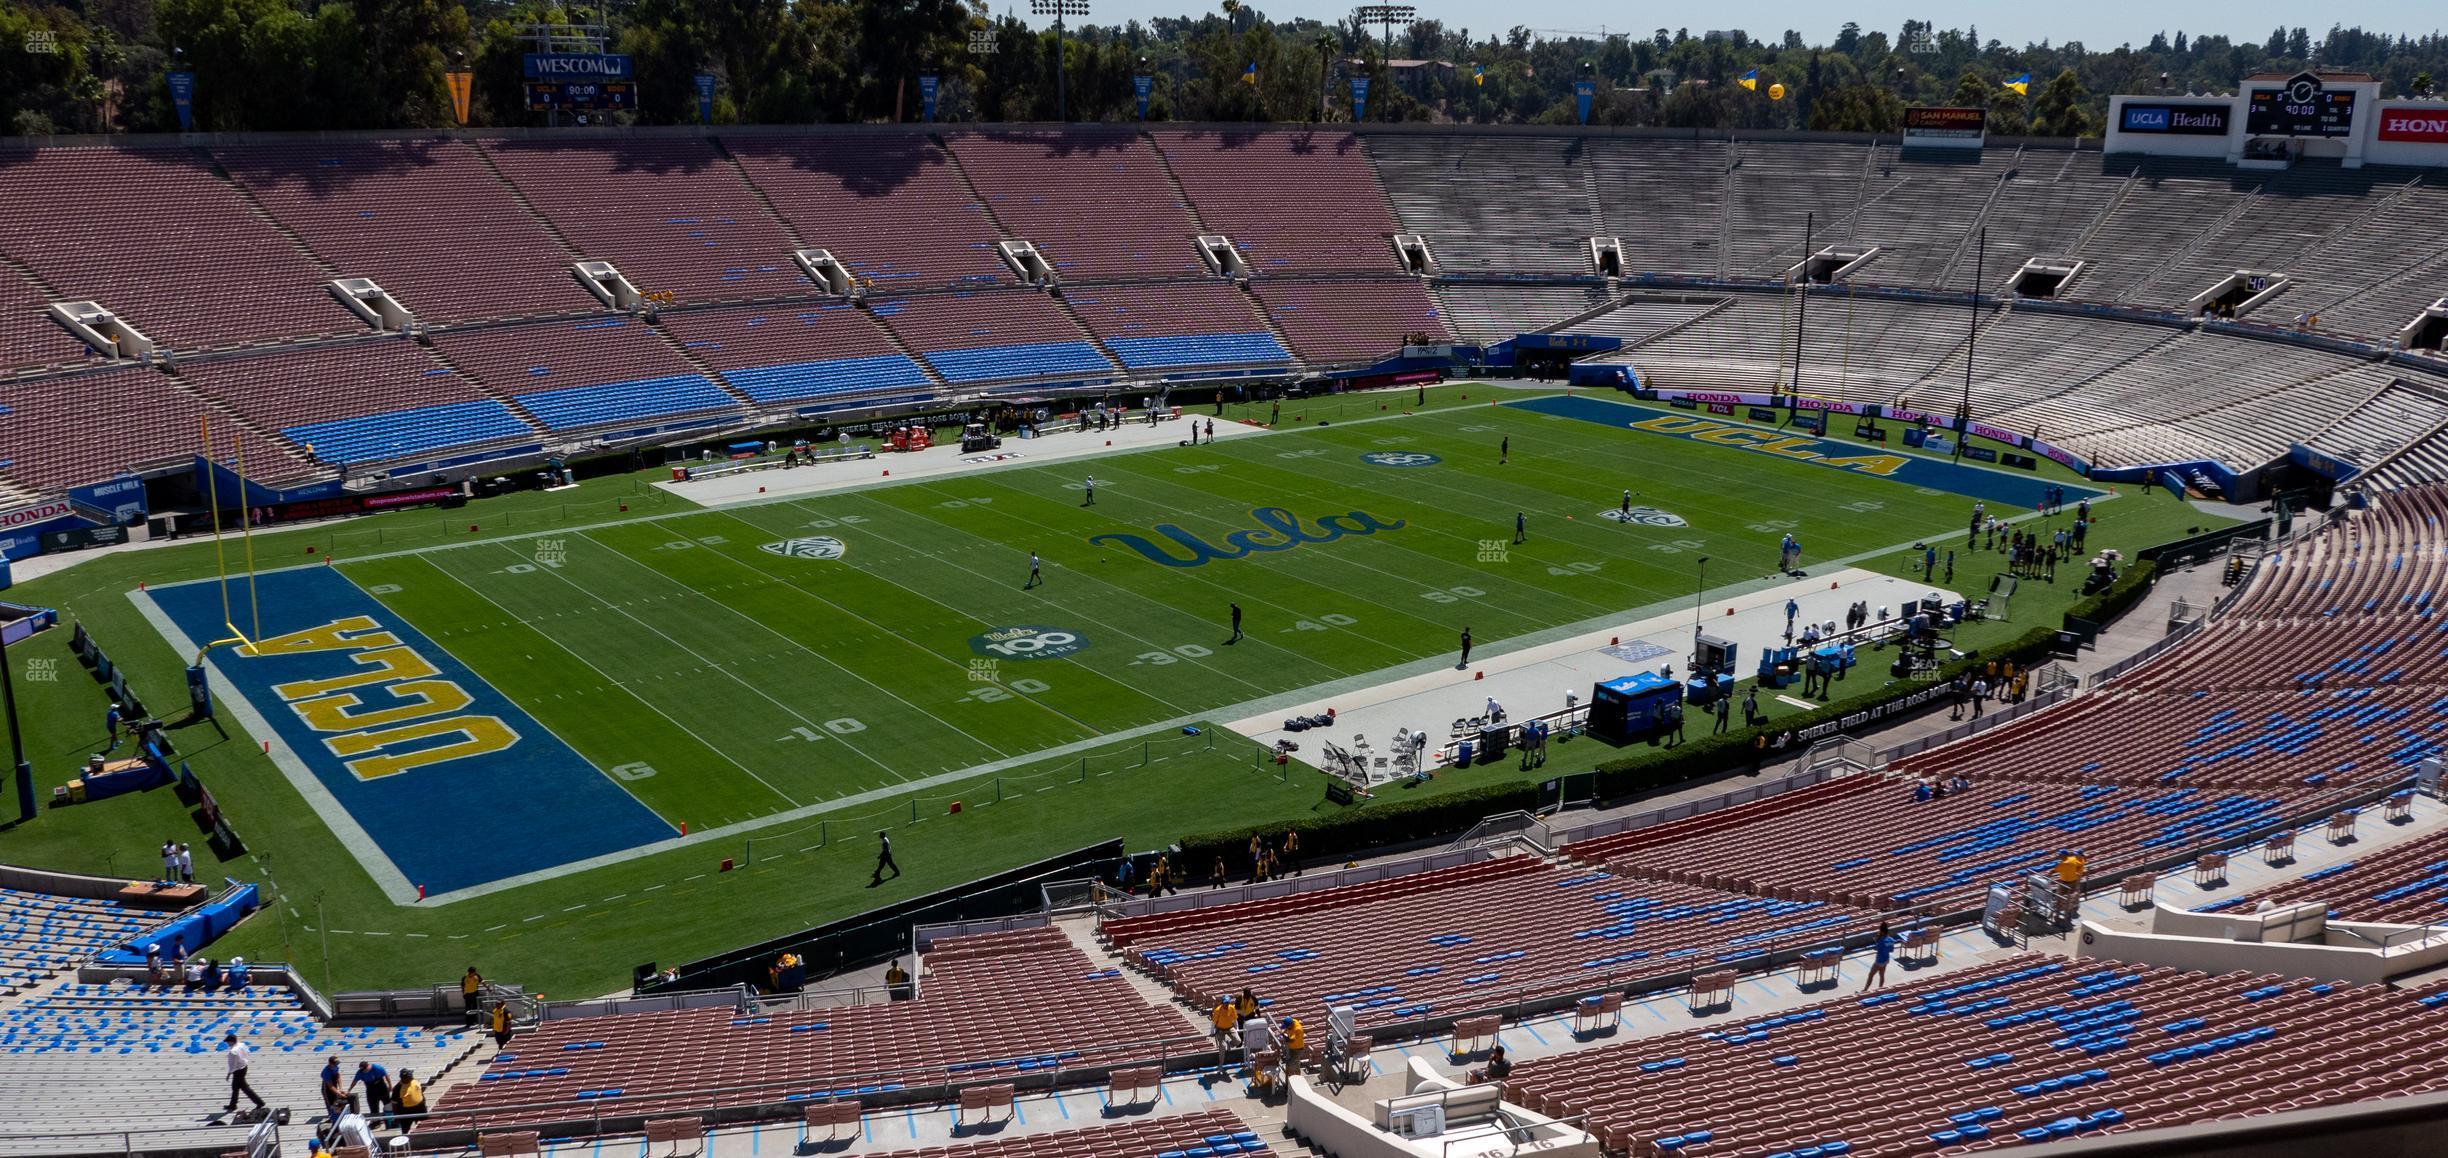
1601 506 1687 528
761 537 847 560
1091 506 1406 568
1360 451 1442 468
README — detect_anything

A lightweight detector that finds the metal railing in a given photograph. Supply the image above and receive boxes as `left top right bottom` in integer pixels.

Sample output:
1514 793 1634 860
1878 684 2075 764
1447 811 1556 853
1549 763 1841 847
1086 847 1493 925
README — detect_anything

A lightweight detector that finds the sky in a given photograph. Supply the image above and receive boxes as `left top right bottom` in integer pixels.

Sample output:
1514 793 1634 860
1005 0 2442 53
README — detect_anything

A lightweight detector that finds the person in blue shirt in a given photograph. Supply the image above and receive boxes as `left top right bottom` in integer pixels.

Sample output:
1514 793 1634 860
320 1057 345 1118
104 703 122 751
350 1060 392 1117
1860 922 1897 993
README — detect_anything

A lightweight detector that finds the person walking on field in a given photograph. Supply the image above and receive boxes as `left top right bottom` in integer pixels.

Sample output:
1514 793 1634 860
1458 627 1473 669
1025 550 1042 589
1500 436 1509 464
1514 511 1527 545
1082 475 1095 507
1621 490 1632 520
1228 602 1244 643
870 832 901 886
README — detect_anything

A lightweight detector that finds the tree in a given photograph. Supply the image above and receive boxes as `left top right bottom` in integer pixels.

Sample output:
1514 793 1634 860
1834 22 1860 55
1952 68 1989 108
2031 67 2091 137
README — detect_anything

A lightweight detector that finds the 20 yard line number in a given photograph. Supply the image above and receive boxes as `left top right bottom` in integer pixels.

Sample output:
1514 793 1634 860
964 679 1051 703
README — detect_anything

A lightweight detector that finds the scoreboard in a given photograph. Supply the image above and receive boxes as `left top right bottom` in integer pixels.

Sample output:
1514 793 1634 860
525 81 635 111
2245 74 2356 137
522 52 635 113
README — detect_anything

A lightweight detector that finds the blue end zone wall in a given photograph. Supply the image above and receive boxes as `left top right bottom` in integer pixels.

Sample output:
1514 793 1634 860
150 568 673 894
1507 395 2103 509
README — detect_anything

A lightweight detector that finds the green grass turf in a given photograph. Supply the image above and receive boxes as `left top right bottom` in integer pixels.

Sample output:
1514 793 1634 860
0 383 2227 996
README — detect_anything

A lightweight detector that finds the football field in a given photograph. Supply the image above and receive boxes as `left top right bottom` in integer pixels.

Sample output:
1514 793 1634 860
138 391 2101 903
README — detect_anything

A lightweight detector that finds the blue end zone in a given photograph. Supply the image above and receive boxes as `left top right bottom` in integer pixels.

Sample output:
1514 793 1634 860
1507 395 2102 509
514 373 737 430
1105 333 1291 370
281 400 532 465
922 341 1113 384
151 569 674 894
725 353 932 403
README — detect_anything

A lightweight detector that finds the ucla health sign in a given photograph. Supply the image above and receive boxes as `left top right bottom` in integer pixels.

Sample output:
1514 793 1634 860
2120 102 2231 136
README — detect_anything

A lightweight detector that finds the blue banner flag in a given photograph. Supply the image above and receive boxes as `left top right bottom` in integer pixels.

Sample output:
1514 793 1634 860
168 71 196 132
1574 79 1595 125
1350 75 1371 122
693 73 715 124
1134 74 1152 120
919 73 939 122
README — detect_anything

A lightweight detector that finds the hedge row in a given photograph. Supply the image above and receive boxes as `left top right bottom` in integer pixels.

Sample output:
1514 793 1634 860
1181 560 2160 872
1177 781 1539 877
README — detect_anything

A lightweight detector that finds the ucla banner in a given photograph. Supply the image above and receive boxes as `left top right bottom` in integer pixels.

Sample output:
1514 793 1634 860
168 70 196 131
1574 79 1595 125
1350 75 1371 122
693 73 716 124
1134 74 1153 120
919 73 939 122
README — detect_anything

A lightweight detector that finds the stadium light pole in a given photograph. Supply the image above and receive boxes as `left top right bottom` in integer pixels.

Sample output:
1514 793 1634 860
1032 0 1092 122
1692 555 1709 648
1959 227 1985 461
2 638 31 824
1354 5 1415 119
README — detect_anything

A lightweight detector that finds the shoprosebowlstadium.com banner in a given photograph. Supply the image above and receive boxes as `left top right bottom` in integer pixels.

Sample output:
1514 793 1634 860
1641 388 2091 475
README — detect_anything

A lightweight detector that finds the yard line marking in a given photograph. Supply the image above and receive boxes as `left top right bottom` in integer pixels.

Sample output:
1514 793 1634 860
668 513 1102 743
522 914 547 923
528 536 914 778
418 552 800 808
760 499 1265 711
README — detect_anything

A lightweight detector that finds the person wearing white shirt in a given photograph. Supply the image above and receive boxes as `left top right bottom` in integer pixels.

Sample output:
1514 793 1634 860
222 1033 266 1115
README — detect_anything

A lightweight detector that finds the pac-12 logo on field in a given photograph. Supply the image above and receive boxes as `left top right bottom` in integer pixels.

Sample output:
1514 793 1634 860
970 625 1090 661
1601 506 1687 528
1361 451 1441 468
761 537 847 560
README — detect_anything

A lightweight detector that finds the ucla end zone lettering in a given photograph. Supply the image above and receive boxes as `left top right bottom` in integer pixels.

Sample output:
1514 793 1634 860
1506 395 2098 509
148 568 673 894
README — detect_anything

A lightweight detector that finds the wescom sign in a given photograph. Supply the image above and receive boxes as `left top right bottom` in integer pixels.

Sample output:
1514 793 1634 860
2377 107 2448 143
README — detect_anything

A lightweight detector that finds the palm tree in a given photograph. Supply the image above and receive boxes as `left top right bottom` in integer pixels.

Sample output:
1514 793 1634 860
1317 31 1337 122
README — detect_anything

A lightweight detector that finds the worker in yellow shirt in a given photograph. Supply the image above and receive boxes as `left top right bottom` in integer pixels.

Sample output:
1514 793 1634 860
2052 848 2087 920
1283 1016 1307 1075
1210 994 1238 1073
